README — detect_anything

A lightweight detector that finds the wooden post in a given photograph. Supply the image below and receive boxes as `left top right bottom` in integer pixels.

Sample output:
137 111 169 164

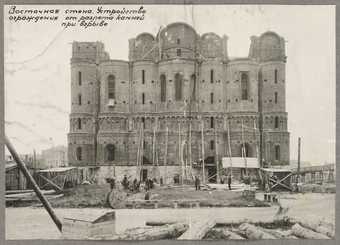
189 122 192 179
258 68 263 168
215 126 219 183
179 122 184 184
152 124 156 165
227 119 232 178
297 137 301 184
5 136 62 232
201 119 205 184
164 126 168 184
241 119 248 176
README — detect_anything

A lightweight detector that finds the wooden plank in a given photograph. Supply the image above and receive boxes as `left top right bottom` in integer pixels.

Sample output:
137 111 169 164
103 222 188 240
178 218 216 240
38 174 63 192
291 223 330 239
238 223 276 239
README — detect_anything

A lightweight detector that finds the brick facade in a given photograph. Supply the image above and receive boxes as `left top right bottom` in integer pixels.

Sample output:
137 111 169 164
68 22 290 182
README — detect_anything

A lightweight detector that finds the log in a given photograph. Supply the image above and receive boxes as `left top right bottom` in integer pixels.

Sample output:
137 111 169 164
291 218 334 238
291 223 330 239
262 228 298 239
178 218 216 240
108 223 188 240
238 223 276 239
206 228 245 240
146 221 177 226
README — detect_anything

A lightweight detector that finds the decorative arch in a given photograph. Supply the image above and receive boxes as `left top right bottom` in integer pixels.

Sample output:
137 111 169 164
107 75 116 99
275 145 280 161
105 144 115 161
76 147 82 161
174 73 183 101
241 72 249 100
274 116 279 129
160 74 166 102
190 74 196 101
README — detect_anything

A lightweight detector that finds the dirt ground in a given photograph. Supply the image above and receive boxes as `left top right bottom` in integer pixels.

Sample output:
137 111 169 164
39 184 267 208
5 192 335 240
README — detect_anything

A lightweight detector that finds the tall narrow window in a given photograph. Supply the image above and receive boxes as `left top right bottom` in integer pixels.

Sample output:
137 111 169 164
274 69 278 84
177 38 180 44
177 49 181 57
142 93 145 104
275 145 280 161
142 70 145 84
210 69 214 83
78 94 82 105
191 74 196 101
274 116 279 129
241 72 249 100
274 92 278 104
174 73 183 101
77 118 82 130
160 74 166 102
106 144 115 161
210 93 214 104
210 140 215 150
210 117 214 129
78 71 82 86
108 75 115 99
141 117 145 129
76 147 82 161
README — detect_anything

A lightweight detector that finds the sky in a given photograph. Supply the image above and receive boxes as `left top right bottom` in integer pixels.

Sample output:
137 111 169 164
4 5 335 164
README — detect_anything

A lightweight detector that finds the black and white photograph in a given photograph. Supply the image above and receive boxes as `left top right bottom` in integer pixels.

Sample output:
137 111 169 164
3 4 336 240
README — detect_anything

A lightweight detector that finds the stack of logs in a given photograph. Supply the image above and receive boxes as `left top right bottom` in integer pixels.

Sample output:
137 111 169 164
89 217 334 240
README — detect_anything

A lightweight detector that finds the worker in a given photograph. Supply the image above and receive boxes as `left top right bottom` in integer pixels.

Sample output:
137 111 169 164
122 175 129 190
195 176 200 191
227 174 232 190
133 178 138 191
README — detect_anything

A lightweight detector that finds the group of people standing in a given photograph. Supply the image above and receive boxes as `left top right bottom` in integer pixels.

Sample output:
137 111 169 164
121 175 161 192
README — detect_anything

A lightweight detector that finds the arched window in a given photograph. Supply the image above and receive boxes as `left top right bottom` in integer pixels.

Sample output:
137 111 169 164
274 116 279 129
210 140 214 150
191 74 196 101
241 72 249 100
76 147 82 161
106 144 115 161
78 94 82 105
177 49 181 57
108 75 115 99
160 74 166 102
274 92 278 104
77 118 81 130
210 117 214 129
78 71 82 86
274 69 278 84
210 93 214 104
275 145 280 161
141 117 145 129
210 69 214 83
142 70 145 84
174 73 183 101
240 143 251 157
142 93 145 104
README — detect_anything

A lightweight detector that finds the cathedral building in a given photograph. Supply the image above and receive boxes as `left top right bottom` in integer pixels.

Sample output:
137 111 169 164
68 22 289 183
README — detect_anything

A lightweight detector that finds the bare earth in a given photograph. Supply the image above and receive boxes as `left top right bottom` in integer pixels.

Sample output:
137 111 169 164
6 192 335 240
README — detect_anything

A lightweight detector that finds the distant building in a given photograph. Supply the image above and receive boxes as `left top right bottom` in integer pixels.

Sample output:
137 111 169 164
68 22 290 183
5 158 27 190
41 146 68 169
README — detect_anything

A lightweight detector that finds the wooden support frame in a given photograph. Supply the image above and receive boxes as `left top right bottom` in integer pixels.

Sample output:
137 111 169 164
269 173 292 191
